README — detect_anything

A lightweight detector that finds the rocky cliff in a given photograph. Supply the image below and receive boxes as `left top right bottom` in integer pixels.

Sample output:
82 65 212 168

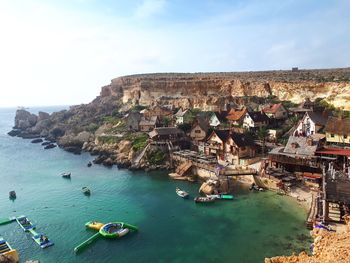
101 68 350 110
8 68 350 165
265 216 350 263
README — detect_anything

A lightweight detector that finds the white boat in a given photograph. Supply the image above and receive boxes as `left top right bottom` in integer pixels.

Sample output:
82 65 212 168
194 196 215 203
176 187 189 198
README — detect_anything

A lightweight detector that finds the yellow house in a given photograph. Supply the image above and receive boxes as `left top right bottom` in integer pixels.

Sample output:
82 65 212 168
325 117 350 145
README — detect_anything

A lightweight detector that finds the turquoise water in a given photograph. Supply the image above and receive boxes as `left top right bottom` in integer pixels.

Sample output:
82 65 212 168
0 107 311 263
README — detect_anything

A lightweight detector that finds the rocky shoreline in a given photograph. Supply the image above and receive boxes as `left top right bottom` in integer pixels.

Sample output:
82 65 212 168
8 109 173 171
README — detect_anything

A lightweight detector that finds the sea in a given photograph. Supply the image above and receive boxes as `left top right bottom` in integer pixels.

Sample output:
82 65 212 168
0 107 311 263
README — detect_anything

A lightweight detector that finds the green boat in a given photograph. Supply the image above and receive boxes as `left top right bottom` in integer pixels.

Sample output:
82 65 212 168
220 194 234 200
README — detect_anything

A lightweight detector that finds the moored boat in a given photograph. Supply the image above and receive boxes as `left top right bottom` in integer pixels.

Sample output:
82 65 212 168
194 196 215 203
220 194 234 200
0 237 19 262
206 194 234 200
9 191 16 199
61 172 71 179
249 183 264 191
176 187 189 198
82 187 91 196
16 216 35 232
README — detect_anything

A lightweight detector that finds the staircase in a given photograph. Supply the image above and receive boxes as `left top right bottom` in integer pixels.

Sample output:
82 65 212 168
133 143 150 165
0 240 10 254
176 161 193 176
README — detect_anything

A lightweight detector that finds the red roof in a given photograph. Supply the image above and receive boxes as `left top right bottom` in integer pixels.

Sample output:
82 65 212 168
316 147 350 157
263 103 283 114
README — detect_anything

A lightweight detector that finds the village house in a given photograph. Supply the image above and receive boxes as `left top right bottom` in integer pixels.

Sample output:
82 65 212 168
139 116 158 132
208 111 228 127
174 108 189 125
290 98 314 117
242 111 269 129
189 116 209 142
268 134 325 174
324 117 350 145
149 127 185 142
226 107 247 126
203 130 256 164
262 103 288 119
125 112 142 131
143 105 173 120
294 111 330 137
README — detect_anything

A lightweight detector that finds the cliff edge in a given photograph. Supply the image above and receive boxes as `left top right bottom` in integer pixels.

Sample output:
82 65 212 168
100 68 350 110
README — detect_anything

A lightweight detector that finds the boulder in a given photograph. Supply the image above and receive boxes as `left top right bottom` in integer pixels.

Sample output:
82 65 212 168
199 181 217 195
31 138 43 143
64 146 82 155
93 155 107 164
44 143 56 149
38 111 50 121
14 110 37 129
7 129 21 137
31 119 52 134
49 127 65 139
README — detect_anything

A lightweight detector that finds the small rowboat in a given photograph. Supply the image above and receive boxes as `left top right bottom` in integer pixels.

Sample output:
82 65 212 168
176 187 189 198
16 216 35 232
194 196 215 203
82 187 91 196
61 172 71 179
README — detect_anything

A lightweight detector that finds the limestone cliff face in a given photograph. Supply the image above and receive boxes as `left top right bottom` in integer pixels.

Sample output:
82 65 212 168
100 68 350 110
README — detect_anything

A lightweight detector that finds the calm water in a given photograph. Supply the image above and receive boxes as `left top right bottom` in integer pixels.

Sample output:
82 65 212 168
0 107 311 263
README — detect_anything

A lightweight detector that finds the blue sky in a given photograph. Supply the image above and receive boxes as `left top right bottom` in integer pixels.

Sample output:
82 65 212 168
0 0 349 107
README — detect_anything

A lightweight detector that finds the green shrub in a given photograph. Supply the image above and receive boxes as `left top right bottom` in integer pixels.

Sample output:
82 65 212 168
86 123 100 133
97 135 120 144
147 149 166 165
132 133 149 151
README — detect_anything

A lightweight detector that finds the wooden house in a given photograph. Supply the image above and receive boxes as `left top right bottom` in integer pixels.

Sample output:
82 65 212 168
243 111 269 129
143 106 173 120
190 117 209 142
324 117 350 145
174 108 189 125
149 127 185 142
204 130 256 163
262 103 288 119
226 107 247 126
139 116 158 132
294 111 330 137
125 112 142 131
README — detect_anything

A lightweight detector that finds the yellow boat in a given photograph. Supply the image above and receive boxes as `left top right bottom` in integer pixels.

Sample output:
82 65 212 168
85 221 104 231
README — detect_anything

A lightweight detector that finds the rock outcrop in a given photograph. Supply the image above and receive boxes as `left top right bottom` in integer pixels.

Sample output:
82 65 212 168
265 216 350 263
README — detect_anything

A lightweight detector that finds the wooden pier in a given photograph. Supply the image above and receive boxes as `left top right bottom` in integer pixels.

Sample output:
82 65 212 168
306 193 317 229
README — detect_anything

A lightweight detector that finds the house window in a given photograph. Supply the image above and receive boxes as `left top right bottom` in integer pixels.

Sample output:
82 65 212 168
195 130 201 134
344 134 348 139
331 134 335 138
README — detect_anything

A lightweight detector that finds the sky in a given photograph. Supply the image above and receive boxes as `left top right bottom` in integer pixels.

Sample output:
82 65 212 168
0 0 349 107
